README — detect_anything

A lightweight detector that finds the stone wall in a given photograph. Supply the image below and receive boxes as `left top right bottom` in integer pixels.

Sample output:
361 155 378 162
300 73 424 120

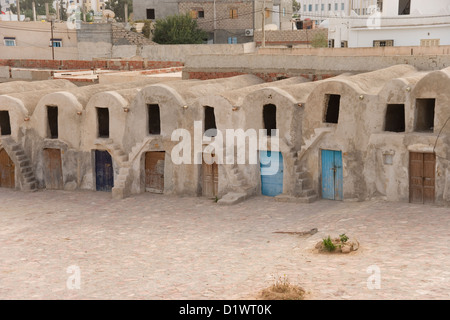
111 24 156 46
183 48 450 81
253 29 328 46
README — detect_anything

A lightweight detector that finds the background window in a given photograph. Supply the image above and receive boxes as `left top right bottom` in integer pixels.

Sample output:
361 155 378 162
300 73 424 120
4 37 16 46
50 39 62 47
229 8 238 19
398 0 411 15
146 8 155 19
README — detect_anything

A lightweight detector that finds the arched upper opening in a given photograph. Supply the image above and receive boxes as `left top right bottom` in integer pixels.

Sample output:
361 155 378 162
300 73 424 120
263 104 277 136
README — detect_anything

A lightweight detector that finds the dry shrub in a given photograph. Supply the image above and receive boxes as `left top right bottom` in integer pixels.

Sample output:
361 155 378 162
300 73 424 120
259 275 305 300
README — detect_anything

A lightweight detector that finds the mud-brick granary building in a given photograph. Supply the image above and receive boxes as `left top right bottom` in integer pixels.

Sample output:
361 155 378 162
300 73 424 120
1 65 450 206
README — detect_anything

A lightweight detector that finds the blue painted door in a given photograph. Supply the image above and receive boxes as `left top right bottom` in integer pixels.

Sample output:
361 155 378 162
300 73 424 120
260 151 283 197
321 150 343 200
95 150 114 192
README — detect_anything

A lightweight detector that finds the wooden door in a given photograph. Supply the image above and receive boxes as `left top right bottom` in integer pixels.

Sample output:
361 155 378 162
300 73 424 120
95 150 114 192
145 152 165 193
410 152 435 204
321 150 343 200
0 148 14 188
43 148 63 189
202 161 218 197
260 151 283 197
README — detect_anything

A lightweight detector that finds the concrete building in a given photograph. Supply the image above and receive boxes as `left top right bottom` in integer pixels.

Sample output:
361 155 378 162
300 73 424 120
133 0 293 43
327 0 450 47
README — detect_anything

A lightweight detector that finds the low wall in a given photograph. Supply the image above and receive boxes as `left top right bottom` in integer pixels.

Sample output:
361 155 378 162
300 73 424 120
253 29 327 46
0 66 10 79
183 51 450 81
0 59 184 71
112 42 256 62
257 45 450 56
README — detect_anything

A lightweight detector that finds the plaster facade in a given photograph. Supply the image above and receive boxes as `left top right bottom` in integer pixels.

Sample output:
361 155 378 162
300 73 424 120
2 65 450 207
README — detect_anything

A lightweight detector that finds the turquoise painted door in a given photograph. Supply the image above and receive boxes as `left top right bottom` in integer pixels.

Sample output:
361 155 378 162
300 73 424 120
260 151 283 197
321 150 343 200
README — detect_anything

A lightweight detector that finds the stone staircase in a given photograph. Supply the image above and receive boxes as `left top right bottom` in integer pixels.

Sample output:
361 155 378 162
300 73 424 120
274 147 317 203
290 155 317 202
275 128 332 203
0 137 37 191
94 139 133 199
112 165 133 200
298 127 332 161
218 164 256 205
95 139 128 166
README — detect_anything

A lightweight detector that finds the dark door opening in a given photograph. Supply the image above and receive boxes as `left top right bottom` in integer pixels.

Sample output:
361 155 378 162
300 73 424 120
415 99 435 132
47 106 58 139
263 104 277 136
148 104 161 135
204 106 217 137
145 151 165 193
95 150 114 192
97 107 110 138
385 104 405 132
0 111 11 136
324 94 341 124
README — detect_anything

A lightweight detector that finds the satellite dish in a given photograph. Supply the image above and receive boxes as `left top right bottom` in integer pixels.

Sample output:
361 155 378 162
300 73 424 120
103 9 115 19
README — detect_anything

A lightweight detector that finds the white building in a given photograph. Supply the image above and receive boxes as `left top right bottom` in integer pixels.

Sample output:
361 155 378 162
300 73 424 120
299 0 379 24
327 0 450 48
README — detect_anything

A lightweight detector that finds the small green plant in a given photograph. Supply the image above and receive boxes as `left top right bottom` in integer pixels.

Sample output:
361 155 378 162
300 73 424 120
339 233 349 244
214 196 219 203
322 236 336 252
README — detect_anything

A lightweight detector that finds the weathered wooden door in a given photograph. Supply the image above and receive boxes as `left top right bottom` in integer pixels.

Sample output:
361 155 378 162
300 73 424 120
321 149 343 200
410 152 435 204
145 152 165 193
202 160 218 197
260 151 283 197
0 148 14 188
43 148 63 189
95 150 114 192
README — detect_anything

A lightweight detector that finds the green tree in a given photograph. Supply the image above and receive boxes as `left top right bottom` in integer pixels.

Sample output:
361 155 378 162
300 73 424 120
293 0 301 13
152 13 207 45
311 32 328 48
9 0 55 19
105 0 133 22
141 20 152 39
59 1 67 21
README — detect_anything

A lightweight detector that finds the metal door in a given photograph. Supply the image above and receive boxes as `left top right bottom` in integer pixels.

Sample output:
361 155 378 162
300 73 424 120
410 152 435 204
321 149 343 200
95 150 114 192
145 152 165 193
44 148 63 189
0 148 14 188
260 151 283 197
